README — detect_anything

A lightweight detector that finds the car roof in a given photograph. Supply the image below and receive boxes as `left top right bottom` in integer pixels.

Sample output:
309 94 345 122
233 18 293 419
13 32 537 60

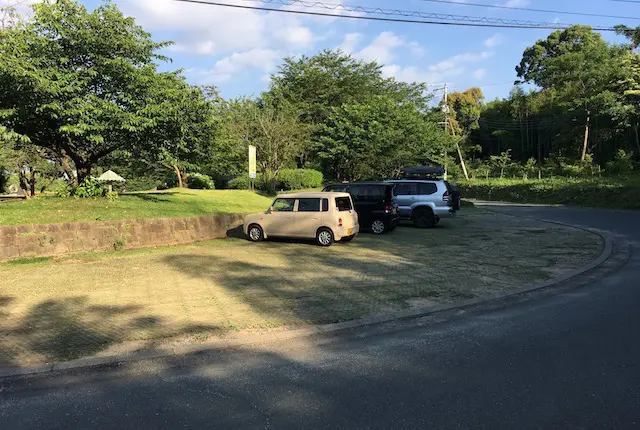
276 192 350 199
387 179 443 183
324 182 392 187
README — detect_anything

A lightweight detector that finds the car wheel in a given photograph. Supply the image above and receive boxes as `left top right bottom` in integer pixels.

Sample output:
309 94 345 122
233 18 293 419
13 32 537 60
413 208 435 228
247 224 264 242
316 228 334 247
371 220 386 235
340 235 355 243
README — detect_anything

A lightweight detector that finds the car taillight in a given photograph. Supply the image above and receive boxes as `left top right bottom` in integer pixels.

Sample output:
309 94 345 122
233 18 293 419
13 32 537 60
443 191 451 202
385 205 392 214
338 218 343 227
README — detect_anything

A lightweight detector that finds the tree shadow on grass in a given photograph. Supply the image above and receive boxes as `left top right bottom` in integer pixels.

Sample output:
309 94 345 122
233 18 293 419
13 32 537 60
0 297 228 367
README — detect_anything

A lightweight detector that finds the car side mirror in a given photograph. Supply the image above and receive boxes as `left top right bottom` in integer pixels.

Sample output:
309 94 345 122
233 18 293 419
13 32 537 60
266 208 273 214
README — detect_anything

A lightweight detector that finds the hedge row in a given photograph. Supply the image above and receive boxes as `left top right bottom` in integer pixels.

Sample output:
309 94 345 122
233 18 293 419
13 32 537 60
459 176 640 209
228 169 323 191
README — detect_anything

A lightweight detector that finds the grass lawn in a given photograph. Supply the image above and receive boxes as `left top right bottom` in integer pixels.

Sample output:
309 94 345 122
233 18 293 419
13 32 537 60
0 189 275 226
459 175 640 209
0 210 602 366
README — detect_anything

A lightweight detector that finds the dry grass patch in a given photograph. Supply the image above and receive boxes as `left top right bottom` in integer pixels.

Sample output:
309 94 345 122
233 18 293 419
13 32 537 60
0 210 602 366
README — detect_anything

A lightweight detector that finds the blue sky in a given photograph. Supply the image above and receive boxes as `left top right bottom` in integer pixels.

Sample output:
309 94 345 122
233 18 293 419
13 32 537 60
21 0 640 100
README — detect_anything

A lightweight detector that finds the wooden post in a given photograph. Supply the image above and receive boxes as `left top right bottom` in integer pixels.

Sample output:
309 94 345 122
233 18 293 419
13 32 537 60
581 111 591 162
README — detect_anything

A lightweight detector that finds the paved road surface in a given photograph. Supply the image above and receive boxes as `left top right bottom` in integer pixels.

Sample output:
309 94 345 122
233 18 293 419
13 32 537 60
1 206 639 429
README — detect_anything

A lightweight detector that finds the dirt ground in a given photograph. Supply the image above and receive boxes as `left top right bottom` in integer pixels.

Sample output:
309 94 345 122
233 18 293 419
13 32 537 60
0 210 602 366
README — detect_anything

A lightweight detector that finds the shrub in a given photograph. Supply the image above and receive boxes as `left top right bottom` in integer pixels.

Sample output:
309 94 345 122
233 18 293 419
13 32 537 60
126 177 161 192
0 168 8 193
106 191 119 201
228 176 252 190
73 177 107 198
186 173 215 190
276 169 323 190
606 150 634 176
55 184 72 198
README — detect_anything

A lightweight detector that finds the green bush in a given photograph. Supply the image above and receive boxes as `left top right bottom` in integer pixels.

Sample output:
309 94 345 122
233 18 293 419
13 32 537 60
276 169 323 190
105 191 119 201
228 176 252 190
186 173 215 190
606 150 634 176
73 177 107 198
0 168 8 193
125 177 161 192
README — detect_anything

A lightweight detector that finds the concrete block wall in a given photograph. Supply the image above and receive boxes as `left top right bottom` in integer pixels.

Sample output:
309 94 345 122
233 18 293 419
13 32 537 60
0 214 245 261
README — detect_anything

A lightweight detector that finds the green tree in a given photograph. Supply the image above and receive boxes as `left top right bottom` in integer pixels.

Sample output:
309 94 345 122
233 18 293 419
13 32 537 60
316 96 452 180
225 98 310 192
0 0 203 184
490 150 513 179
516 25 626 161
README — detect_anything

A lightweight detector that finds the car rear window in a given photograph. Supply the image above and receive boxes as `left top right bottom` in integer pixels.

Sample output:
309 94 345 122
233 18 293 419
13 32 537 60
298 198 321 212
335 197 352 211
417 183 438 195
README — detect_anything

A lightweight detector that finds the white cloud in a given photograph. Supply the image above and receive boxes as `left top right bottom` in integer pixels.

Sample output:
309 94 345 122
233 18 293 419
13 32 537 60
337 33 363 54
382 49 493 85
483 34 503 48
429 51 494 73
473 68 486 80
501 0 530 6
355 31 405 64
187 48 283 83
121 0 317 56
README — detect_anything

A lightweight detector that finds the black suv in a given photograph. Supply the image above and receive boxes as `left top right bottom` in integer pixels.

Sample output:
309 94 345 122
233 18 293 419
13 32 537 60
322 182 399 234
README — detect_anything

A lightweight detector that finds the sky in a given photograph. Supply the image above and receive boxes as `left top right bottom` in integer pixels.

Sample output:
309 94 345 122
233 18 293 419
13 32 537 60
7 0 640 101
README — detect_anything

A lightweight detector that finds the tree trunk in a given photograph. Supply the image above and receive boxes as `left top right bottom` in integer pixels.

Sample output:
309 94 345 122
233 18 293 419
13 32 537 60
18 172 31 200
581 112 591 162
76 164 91 185
634 123 640 159
30 171 36 197
173 165 183 188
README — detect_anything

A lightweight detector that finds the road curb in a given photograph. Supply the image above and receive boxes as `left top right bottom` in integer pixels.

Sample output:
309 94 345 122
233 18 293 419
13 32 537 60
0 214 613 379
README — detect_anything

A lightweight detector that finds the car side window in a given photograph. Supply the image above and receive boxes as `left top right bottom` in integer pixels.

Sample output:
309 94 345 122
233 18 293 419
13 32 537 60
297 198 321 212
417 183 438 195
394 183 417 196
272 199 295 212
322 198 329 212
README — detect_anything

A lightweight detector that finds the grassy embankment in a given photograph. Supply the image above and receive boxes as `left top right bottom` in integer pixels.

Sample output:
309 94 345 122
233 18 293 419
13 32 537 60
0 189 274 226
459 175 640 209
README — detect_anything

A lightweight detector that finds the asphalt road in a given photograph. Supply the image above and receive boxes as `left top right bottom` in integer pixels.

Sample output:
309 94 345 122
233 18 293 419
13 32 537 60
1 205 639 429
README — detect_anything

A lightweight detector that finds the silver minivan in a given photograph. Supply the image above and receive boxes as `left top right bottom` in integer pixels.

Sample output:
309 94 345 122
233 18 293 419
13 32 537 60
386 180 458 228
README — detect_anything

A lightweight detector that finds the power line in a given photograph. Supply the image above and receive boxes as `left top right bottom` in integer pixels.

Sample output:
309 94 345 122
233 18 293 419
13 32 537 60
611 0 640 4
421 0 640 21
170 0 619 31
240 0 597 28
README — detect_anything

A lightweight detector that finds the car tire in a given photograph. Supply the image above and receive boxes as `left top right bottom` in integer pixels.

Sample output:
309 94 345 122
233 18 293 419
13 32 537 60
413 208 435 229
316 228 334 247
371 219 386 235
340 235 355 243
247 224 264 242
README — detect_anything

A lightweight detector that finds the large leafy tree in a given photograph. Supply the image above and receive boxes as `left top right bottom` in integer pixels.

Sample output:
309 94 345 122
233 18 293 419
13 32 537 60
0 0 204 184
317 96 452 180
515 25 627 160
224 98 311 191
268 50 442 179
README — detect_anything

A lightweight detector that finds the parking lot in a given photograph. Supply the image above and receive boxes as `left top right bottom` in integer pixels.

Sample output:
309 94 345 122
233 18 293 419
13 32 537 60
0 210 602 366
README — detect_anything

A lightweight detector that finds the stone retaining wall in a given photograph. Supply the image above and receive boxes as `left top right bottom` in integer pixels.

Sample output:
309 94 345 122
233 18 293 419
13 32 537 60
0 214 245 261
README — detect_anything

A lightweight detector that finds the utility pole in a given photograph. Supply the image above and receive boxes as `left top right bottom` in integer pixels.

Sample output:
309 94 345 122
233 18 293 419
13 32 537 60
441 83 469 180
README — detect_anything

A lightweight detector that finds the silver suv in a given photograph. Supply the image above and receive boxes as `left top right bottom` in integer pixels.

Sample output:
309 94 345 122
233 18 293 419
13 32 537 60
386 180 459 228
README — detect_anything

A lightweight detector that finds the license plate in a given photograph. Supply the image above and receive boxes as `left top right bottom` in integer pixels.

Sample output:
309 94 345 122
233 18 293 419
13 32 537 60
347 228 353 235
